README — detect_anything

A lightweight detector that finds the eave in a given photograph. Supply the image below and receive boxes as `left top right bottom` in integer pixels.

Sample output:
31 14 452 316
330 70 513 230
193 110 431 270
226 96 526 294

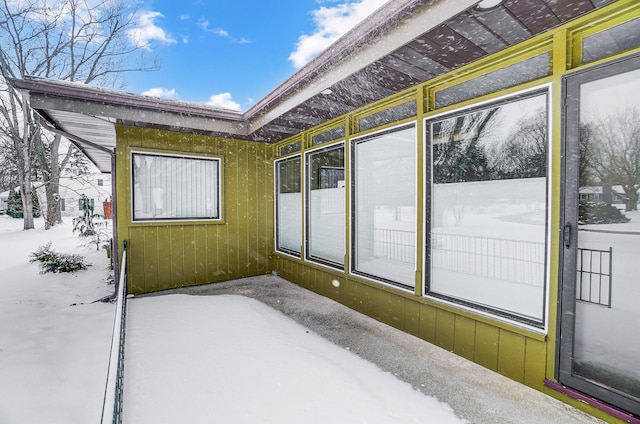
9 0 618 172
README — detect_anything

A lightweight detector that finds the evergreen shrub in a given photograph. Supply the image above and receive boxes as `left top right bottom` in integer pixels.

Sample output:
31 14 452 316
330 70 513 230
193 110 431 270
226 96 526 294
29 242 87 273
579 201 630 225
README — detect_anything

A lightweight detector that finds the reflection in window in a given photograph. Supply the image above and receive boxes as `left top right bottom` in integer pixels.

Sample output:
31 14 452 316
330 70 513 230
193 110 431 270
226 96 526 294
280 141 301 156
306 144 345 266
358 101 417 132
582 18 640 64
427 90 549 324
573 65 640 405
311 126 346 146
352 124 416 288
435 53 550 109
132 152 220 221
276 156 302 255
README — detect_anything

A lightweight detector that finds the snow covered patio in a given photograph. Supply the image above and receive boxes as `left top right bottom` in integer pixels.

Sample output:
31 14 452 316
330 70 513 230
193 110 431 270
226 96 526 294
124 275 602 424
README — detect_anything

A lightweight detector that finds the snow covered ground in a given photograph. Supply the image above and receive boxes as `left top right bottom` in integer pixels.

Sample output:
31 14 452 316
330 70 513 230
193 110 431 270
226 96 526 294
124 294 465 424
0 215 114 424
0 215 465 423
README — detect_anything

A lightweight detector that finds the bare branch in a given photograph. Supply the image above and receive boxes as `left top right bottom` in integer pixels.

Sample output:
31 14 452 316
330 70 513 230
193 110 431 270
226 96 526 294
1 0 161 228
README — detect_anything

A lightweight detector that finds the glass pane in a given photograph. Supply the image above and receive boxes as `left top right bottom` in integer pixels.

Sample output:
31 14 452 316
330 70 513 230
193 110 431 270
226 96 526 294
353 125 416 288
358 101 417 132
132 153 219 221
435 53 550 109
574 68 640 400
280 141 301 156
276 156 302 254
429 92 548 323
311 126 346 146
307 145 345 265
583 18 640 64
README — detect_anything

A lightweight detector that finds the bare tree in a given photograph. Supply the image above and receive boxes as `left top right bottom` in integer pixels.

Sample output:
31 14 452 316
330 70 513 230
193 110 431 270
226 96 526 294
0 78 37 228
0 0 158 229
0 110 21 192
432 107 499 184
489 109 547 179
583 107 640 211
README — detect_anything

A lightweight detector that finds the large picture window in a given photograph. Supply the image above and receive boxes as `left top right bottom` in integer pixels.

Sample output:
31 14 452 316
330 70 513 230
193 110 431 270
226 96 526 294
306 143 345 267
275 156 302 255
426 89 549 326
352 124 417 289
131 152 221 222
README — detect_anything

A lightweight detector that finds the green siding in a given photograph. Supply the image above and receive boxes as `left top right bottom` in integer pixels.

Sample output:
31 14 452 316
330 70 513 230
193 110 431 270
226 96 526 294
454 315 476 362
435 310 455 352
116 126 273 294
418 303 437 342
498 331 526 383
524 338 547 390
475 322 499 372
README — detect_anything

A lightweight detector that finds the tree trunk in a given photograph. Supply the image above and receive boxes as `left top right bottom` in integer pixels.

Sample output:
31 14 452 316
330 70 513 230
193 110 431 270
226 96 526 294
44 176 62 229
16 140 34 230
41 137 68 229
626 187 638 212
35 132 69 230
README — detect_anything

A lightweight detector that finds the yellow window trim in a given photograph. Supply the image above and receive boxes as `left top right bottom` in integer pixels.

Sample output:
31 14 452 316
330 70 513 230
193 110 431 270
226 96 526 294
350 88 418 133
566 0 640 68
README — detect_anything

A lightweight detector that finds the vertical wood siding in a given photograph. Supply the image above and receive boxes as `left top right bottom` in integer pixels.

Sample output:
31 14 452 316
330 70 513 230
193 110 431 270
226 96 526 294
116 126 273 294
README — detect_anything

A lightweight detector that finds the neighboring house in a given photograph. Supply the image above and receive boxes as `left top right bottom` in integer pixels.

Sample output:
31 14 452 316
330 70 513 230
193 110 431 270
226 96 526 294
63 173 111 217
580 185 640 208
11 1 640 422
579 186 604 202
2 174 111 219
0 191 8 214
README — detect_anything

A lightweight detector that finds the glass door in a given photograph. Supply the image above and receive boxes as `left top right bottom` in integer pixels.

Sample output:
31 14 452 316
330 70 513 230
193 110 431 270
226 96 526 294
560 54 640 416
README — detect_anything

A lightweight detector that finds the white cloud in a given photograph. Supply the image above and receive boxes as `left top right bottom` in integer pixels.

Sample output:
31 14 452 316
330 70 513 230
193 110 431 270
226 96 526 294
199 19 229 37
141 87 178 100
127 11 177 50
207 93 241 111
288 0 387 69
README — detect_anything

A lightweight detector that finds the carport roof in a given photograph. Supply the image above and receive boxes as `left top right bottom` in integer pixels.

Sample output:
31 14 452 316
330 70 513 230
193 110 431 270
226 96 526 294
10 0 616 172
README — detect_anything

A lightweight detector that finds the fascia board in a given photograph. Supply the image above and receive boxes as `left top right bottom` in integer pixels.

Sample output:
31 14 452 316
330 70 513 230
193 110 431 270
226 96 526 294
246 0 477 133
28 93 248 136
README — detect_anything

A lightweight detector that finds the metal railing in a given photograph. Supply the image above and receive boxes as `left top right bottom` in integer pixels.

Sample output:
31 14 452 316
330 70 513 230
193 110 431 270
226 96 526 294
101 240 128 424
577 246 612 307
431 232 545 287
373 229 415 264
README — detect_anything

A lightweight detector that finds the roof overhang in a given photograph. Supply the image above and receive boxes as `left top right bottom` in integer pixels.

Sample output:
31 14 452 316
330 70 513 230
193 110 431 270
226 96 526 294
9 0 617 172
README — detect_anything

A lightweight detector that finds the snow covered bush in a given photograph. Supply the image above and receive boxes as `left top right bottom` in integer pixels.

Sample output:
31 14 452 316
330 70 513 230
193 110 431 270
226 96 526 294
579 200 630 225
29 242 87 273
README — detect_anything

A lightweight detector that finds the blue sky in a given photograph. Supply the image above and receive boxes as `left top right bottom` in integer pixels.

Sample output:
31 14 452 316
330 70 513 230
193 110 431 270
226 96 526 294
125 0 387 111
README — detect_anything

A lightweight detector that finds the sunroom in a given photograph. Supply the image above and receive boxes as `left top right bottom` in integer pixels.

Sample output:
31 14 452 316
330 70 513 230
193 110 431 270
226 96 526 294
12 0 640 422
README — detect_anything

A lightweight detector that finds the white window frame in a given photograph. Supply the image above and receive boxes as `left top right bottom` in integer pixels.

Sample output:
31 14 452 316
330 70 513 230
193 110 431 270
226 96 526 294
130 151 222 223
350 122 418 291
274 154 303 257
423 85 552 331
304 141 346 269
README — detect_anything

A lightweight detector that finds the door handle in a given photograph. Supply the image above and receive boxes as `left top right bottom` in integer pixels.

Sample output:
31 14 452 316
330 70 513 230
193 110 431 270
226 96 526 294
563 223 572 248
